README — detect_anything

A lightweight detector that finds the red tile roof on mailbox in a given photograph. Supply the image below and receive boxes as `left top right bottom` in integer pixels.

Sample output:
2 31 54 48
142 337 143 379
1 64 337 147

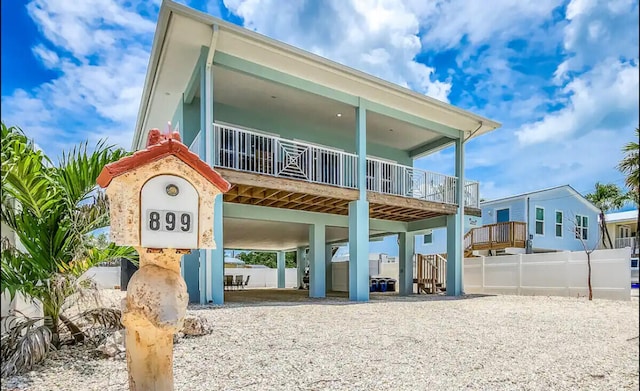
97 131 232 192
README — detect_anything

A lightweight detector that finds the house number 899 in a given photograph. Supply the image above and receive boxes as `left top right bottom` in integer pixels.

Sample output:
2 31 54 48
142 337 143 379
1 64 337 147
147 210 193 233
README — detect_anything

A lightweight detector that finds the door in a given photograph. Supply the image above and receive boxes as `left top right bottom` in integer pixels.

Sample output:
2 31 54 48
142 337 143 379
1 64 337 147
496 208 510 223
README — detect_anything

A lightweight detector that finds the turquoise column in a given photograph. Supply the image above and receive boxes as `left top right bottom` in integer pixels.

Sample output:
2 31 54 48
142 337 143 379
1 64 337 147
296 247 306 288
198 249 206 304
309 224 326 298
277 251 285 288
210 193 225 304
325 244 333 292
349 99 370 301
398 232 415 295
446 136 464 296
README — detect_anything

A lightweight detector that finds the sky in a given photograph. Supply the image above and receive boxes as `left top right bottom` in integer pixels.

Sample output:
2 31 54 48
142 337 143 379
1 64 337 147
1 0 638 254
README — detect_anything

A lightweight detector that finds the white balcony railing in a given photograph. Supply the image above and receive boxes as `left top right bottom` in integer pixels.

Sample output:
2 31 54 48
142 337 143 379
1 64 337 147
214 123 358 189
192 123 480 208
615 237 639 252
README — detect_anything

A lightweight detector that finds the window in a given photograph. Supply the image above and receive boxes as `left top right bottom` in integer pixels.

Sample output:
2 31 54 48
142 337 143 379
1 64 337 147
423 231 433 245
555 211 563 237
535 207 544 235
575 215 588 240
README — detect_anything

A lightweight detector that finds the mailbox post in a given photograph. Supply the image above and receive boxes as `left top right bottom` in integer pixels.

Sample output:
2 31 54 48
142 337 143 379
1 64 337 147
97 129 230 390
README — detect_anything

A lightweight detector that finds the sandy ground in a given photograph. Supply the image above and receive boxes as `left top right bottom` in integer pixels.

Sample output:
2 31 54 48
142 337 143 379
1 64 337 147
2 290 639 391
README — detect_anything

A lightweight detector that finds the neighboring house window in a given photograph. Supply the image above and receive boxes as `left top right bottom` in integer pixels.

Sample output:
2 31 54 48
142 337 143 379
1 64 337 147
555 211 563 237
423 232 433 245
535 207 544 235
575 215 588 240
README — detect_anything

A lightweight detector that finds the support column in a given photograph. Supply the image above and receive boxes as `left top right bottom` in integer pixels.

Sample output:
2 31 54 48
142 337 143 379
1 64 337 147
325 244 333 292
349 99 370 301
277 251 285 289
296 247 305 289
398 232 415 295
446 136 464 296
209 193 224 304
308 224 326 298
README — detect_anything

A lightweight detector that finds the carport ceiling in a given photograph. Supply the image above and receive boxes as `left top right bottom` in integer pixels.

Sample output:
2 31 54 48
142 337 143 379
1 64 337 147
211 66 442 152
223 218 385 251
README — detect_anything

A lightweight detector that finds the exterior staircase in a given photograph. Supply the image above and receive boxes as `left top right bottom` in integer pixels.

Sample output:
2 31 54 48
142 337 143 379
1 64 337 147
415 254 447 294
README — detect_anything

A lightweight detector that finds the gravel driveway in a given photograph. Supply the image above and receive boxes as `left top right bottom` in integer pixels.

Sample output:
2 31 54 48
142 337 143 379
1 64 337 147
3 292 638 390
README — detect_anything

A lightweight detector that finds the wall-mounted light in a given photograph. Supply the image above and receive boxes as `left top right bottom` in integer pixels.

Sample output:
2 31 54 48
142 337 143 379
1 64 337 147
336 113 342 117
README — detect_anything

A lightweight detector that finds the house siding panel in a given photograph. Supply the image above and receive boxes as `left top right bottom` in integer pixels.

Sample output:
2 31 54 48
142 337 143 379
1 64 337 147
480 198 526 225
527 187 599 252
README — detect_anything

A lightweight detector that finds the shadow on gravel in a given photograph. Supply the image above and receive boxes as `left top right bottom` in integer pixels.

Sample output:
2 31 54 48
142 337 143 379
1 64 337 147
187 289 496 310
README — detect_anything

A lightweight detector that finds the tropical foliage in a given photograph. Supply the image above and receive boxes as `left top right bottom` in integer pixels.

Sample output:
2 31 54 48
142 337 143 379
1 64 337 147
585 182 628 248
236 251 297 268
618 127 639 197
1 123 137 365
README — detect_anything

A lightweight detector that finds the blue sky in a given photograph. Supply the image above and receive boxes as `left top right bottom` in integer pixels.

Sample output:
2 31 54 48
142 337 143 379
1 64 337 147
2 0 638 255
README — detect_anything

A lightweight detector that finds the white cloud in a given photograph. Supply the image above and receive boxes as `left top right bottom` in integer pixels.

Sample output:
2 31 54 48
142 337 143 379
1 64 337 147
31 44 60 69
222 0 452 102
2 0 158 157
418 0 560 50
554 0 638 82
516 59 639 145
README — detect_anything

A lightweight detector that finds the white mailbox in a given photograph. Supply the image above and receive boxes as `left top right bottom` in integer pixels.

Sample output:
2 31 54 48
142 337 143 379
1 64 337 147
96 129 231 250
140 175 199 249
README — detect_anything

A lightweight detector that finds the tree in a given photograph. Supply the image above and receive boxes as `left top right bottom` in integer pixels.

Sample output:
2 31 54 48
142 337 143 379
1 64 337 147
617 127 639 235
585 183 626 249
1 123 137 348
568 213 602 301
236 251 297 268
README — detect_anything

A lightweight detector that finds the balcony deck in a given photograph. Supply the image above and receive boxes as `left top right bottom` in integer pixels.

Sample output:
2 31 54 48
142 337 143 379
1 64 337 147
465 222 527 253
190 124 481 222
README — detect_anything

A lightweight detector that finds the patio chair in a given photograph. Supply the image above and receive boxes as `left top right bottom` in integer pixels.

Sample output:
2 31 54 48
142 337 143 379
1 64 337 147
234 275 243 290
243 275 250 290
224 275 233 291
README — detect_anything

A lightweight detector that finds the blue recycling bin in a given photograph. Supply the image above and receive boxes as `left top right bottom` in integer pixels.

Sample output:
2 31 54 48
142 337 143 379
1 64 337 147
378 279 388 292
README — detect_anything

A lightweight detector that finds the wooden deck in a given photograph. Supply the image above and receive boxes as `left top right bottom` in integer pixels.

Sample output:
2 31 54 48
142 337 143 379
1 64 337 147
465 221 527 253
218 168 481 222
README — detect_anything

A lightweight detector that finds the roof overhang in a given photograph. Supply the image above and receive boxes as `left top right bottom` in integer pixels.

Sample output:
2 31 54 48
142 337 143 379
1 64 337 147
132 0 501 153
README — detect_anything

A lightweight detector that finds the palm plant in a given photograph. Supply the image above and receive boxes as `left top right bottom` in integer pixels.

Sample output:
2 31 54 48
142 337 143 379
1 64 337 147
1 123 137 350
618 127 639 234
585 182 627 249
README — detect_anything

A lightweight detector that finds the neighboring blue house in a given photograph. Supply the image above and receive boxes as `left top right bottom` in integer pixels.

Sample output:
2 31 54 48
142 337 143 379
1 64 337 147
478 185 599 253
416 185 600 255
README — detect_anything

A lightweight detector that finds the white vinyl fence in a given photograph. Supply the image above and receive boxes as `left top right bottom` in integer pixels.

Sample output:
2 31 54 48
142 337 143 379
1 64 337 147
82 266 299 290
464 248 632 300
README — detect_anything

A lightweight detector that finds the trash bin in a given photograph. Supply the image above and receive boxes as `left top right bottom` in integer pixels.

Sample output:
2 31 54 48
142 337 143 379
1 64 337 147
378 279 387 292
386 279 396 292
370 278 378 292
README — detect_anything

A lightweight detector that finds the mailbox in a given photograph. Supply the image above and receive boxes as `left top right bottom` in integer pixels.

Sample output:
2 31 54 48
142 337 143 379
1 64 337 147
96 128 231 391
97 129 231 250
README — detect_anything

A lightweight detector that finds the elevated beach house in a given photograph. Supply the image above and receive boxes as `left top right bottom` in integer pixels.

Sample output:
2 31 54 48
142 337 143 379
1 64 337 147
131 0 501 303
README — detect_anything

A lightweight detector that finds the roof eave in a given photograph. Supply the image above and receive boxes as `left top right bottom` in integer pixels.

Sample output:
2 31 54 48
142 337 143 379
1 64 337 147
134 0 501 149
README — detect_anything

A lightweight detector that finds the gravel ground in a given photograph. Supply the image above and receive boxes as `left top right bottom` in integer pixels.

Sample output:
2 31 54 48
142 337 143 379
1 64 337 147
3 290 638 391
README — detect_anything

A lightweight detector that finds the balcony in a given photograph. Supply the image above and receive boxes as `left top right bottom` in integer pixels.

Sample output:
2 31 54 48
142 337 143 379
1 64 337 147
189 123 479 208
464 222 528 254
615 237 639 255
188 124 481 221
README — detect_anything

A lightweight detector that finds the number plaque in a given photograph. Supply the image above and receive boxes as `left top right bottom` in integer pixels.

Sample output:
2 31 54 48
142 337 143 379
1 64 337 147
140 175 199 249
146 210 193 232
